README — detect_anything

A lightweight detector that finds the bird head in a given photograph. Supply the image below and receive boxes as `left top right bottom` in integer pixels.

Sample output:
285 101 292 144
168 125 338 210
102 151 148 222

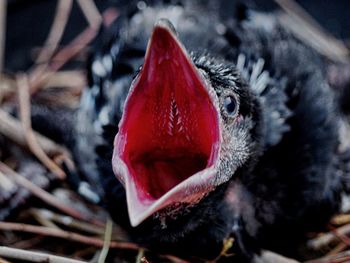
112 19 262 227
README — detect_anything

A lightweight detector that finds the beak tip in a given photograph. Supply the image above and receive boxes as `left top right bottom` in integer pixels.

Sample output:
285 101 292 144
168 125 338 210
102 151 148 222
127 206 141 227
127 201 149 227
129 217 141 227
154 18 177 36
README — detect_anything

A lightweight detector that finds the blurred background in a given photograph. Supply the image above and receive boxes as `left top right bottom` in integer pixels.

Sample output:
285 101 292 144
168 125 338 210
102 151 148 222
4 0 350 72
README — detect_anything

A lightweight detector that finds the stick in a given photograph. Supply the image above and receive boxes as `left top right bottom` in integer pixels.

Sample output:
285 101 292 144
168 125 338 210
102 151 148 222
76 0 102 28
0 220 188 262
30 209 59 229
307 224 350 250
0 162 102 226
136 249 146 263
275 0 349 62
0 74 14 103
30 208 106 236
17 73 66 179
43 70 85 90
0 71 84 103
35 0 73 64
329 224 350 246
160 255 190 263
11 236 44 250
97 218 113 263
0 0 6 74
0 222 140 250
28 8 118 95
332 214 350 226
0 246 87 263
29 0 73 88
326 242 347 256
29 9 108 94
305 250 350 263
0 108 66 156
29 27 95 94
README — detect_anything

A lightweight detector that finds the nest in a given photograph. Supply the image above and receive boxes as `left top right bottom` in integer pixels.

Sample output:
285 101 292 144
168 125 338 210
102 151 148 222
0 0 350 262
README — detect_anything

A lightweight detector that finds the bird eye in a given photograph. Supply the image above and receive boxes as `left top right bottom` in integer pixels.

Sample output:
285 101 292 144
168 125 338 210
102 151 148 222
223 95 239 117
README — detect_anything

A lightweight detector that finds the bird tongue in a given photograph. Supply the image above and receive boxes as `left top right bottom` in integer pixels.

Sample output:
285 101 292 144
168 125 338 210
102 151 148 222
112 20 220 226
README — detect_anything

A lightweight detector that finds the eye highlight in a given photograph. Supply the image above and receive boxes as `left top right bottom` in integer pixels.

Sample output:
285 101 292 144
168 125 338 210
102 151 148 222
222 94 239 118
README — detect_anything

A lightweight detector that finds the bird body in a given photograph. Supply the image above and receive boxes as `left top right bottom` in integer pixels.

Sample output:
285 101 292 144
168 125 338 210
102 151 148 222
72 1 347 261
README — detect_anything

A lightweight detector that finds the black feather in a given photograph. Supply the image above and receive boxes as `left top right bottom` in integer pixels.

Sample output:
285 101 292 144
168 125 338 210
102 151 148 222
70 1 347 261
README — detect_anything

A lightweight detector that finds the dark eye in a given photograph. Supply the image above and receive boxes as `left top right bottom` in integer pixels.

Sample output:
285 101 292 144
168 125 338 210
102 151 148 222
223 95 239 117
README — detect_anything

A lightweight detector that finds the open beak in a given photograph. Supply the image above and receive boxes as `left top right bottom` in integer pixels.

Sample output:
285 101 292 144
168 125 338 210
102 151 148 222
112 19 221 227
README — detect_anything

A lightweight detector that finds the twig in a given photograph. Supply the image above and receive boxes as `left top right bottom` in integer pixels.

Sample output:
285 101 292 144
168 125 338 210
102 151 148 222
305 250 350 263
332 214 350 226
0 219 187 262
0 246 87 263
30 209 59 229
0 74 15 103
29 27 95 94
12 236 44 249
43 70 85 90
0 108 66 156
35 0 73 64
308 224 350 250
101 7 119 27
136 249 146 263
0 162 103 226
326 242 347 256
0 222 140 250
17 73 66 179
48 7 118 74
97 218 113 263
0 71 84 104
275 0 349 62
30 208 105 236
160 255 190 263
329 225 350 246
76 0 102 28
28 7 117 94
0 1 6 74
140 256 149 263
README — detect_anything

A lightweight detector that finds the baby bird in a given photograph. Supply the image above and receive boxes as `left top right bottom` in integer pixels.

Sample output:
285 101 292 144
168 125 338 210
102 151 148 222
72 1 349 261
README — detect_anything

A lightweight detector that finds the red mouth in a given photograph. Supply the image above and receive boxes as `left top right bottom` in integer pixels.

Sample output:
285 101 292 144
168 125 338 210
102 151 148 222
112 20 220 226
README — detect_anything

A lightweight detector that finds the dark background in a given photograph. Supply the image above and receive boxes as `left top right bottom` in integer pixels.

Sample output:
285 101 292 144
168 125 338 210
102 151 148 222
5 0 350 72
